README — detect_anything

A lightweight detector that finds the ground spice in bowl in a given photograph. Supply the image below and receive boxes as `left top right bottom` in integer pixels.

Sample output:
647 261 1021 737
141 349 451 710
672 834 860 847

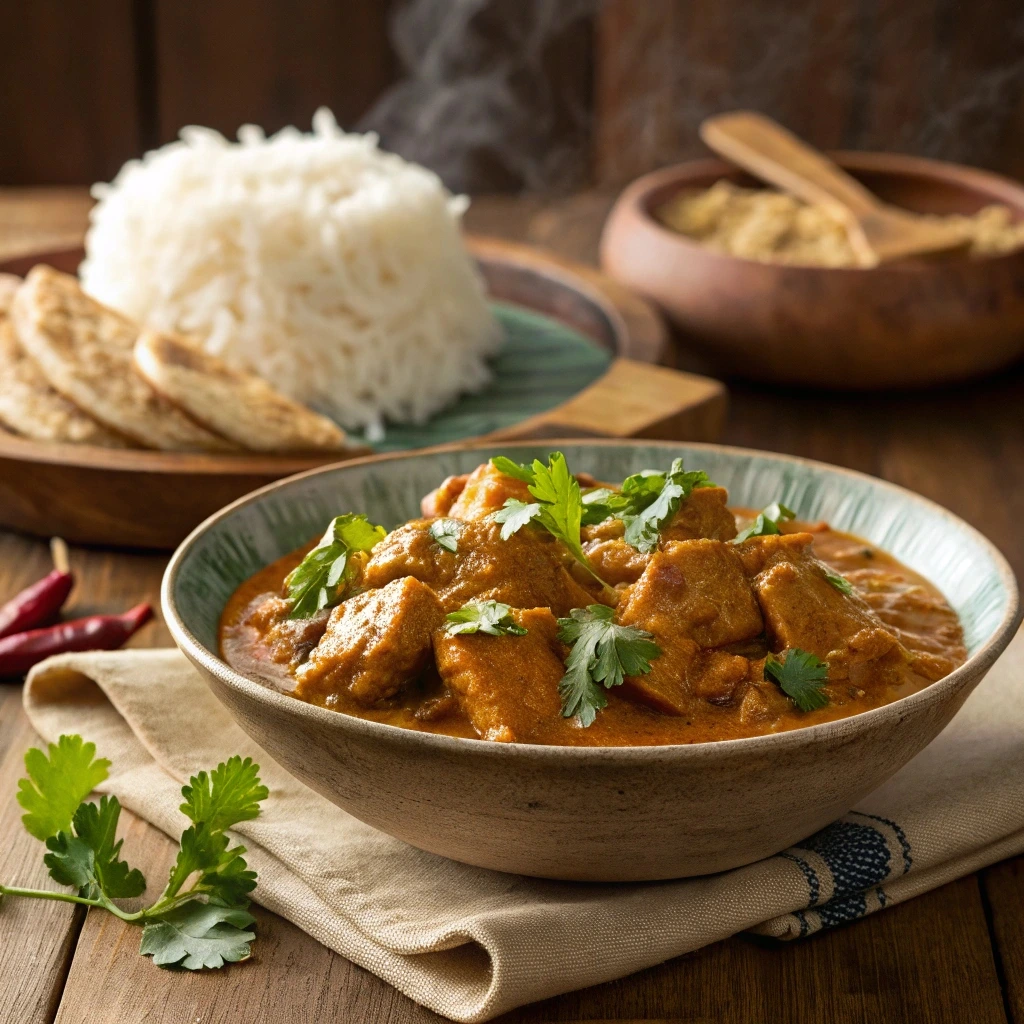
657 180 1024 267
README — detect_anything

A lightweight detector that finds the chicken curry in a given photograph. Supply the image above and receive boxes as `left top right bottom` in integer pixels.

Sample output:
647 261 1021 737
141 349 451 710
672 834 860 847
220 453 966 746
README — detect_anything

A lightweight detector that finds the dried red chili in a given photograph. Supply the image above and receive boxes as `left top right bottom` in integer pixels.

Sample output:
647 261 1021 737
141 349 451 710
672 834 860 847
0 602 153 677
0 539 75 639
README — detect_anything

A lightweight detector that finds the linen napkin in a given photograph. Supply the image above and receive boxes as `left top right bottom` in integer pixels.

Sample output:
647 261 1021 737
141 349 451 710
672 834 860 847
22 628 1024 1023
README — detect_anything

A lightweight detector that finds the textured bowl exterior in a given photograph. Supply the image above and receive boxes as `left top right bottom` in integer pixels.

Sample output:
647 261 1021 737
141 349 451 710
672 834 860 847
600 153 1024 389
163 441 1020 881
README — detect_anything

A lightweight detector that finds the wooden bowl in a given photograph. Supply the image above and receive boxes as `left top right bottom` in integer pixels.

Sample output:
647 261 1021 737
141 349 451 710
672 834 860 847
600 153 1024 389
0 242 725 549
163 439 1020 881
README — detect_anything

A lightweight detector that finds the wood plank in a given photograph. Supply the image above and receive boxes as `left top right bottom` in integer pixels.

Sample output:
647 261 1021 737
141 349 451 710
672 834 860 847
0 690 83 1024
53 814 449 1024
152 0 397 143
503 876 1006 1023
0 1 141 185
593 0 1024 184
981 856 1024 1024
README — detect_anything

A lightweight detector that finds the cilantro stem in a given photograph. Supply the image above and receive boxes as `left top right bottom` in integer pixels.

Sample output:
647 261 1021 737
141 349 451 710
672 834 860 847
0 883 142 920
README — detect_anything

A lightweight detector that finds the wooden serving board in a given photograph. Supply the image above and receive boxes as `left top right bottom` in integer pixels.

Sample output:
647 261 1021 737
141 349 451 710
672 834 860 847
0 240 727 549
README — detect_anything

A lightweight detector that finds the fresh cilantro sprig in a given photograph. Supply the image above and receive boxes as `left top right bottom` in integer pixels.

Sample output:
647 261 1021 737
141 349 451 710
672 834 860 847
556 605 662 726
285 513 386 618
444 601 528 636
429 518 461 553
732 502 796 543
764 649 830 711
1 735 268 972
489 453 607 589
578 460 713 553
619 460 713 553
825 570 854 596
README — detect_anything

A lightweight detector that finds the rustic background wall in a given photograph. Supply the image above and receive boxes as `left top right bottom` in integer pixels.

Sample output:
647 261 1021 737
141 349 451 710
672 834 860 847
3 0 1023 191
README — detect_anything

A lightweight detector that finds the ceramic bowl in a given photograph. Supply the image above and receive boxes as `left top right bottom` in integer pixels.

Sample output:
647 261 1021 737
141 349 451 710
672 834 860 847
600 153 1024 389
162 441 1020 881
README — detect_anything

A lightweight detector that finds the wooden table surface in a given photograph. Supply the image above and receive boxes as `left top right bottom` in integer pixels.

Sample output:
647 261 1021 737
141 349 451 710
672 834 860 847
1 188 1023 1024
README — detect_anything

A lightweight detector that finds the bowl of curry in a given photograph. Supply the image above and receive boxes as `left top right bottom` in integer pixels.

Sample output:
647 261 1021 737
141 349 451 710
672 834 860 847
163 441 1020 880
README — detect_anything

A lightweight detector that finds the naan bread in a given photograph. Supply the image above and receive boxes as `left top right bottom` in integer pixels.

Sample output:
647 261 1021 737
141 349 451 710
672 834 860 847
11 266 233 452
0 274 131 446
133 330 351 452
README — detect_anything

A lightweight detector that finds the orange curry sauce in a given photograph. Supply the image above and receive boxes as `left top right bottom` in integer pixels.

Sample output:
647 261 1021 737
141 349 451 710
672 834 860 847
220 464 966 747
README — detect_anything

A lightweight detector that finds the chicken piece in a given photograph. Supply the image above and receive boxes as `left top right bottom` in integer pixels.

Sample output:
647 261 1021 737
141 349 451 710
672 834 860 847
447 462 534 521
661 487 738 543
582 519 650 587
580 487 738 585
242 594 331 668
295 577 445 708
615 540 763 713
740 533 902 681
618 540 763 648
363 518 596 616
434 607 568 742
421 474 469 518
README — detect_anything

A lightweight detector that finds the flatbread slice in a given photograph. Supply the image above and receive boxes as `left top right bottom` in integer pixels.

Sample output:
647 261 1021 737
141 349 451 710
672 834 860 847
133 329 351 452
0 273 133 447
12 266 233 452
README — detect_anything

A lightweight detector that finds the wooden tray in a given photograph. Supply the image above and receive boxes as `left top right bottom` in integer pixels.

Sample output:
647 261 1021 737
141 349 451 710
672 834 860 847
0 240 727 548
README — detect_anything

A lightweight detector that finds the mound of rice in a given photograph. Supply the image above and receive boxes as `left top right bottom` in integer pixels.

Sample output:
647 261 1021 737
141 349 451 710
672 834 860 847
80 109 501 434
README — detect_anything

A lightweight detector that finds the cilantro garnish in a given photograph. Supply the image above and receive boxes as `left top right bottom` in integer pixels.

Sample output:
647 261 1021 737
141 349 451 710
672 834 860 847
489 453 605 587
764 649 830 711
285 513 386 618
619 460 714 553
429 518 461 553
489 455 535 484
578 460 713 553
556 605 662 726
2 736 268 972
580 487 635 526
444 600 528 636
825 570 854 596
732 502 796 543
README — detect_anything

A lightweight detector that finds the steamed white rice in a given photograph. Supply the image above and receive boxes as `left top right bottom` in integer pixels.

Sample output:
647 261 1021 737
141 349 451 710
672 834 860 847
80 109 501 434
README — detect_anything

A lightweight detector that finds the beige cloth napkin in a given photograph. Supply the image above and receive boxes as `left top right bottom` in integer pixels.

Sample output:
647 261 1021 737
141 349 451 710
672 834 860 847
22 628 1024 1023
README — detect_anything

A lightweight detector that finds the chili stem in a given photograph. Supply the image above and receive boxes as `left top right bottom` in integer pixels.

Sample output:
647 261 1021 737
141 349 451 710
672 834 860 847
49 537 70 576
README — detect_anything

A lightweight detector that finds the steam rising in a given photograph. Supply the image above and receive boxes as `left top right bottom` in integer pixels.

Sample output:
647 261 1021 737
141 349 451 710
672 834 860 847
364 0 1024 191
361 0 596 193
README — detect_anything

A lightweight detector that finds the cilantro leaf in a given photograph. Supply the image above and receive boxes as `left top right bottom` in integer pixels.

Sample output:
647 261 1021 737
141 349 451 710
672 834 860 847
490 499 543 540
444 601 528 636
619 461 714 553
164 826 257 909
825 570 854 596
490 452 604 584
580 487 635 526
285 513 386 618
429 518 461 553
489 456 535 483
764 648 830 711
578 459 714 550
179 756 268 833
163 757 267 908
732 502 796 544
556 605 662 726
140 903 256 970
17 735 110 841
43 796 146 899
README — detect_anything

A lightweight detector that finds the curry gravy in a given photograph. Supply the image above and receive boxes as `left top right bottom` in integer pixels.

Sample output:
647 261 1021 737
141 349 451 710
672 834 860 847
220 509 966 746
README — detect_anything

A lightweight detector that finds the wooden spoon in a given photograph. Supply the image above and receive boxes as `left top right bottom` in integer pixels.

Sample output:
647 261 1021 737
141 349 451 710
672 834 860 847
700 111 972 266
